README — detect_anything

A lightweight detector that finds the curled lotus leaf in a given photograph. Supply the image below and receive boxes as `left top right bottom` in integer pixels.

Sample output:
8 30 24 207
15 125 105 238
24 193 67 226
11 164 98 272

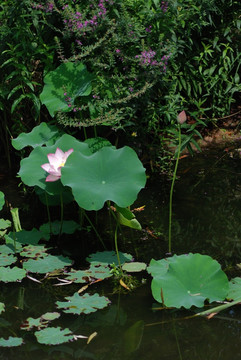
151 253 229 309
61 146 146 210
56 292 110 314
18 134 91 195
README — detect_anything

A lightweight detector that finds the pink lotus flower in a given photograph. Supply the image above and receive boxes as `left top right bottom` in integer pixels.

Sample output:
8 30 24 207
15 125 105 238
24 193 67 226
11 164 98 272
177 110 187 124
41 148 74 182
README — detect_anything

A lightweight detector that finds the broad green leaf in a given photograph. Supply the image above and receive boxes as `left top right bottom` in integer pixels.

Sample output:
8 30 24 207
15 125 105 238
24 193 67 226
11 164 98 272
40 62 93 117
35 327 74 345
0 254 17 266
0 219 11 230
0 192 4 211
122 262 147 272
19 134 91 195
227 278 241 301
61 146 146 210
23 254 72 273
39 220 80 237
151 253 229 309
0 337 23 347
56 292 110 314
0 245 15 254
66 264 112 283
0 266 26 282
147 255 186 278
35 186 74 206
86 251 133 266
20 245 48 258
7 228 43 246
11 122 62 150
0 302 5 314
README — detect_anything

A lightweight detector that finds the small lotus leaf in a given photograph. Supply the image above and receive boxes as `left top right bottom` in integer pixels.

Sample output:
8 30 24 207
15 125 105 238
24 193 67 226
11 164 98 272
0 302 5 314
151 253 229 309
122 262 147 272
84 137 112 153
0 245 15 254
0 254 17 266
21 312 60 331
0 266 26 282
11 122 62 150
40 220 80 237
56 292 110 314
0 192 4 211
23 254 72 273
86 251 133 266
61 146 146 210
66 264 112 283
40 61 93 117
19 134 91 195
0 219 11 230
0 337 23 347
227 278 241 301
35 327 74 345
20 245 48 258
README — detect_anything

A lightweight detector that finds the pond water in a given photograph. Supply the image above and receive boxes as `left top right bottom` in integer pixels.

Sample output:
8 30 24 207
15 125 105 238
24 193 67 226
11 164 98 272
1 147 241 359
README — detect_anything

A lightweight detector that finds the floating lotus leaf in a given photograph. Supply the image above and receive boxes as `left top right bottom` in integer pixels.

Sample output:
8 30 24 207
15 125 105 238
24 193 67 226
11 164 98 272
0 337 23 347
40 61 93 117
122 262 147 272
66 264 112 283
0 254 17 266
86 251 133 266
23 254 72 274
4 235 23 252
151 253 229 309
147 255 187 278
21 312 60 331
0 266 26 282
0 219 11 230
56 292 110 314
61 146 146 210
227 277 241 301
11 122 62 150
20 245 48 258
19 134 91 195
0 245 15 254
0 302 5 315
0 192 4 211
84 137 112 153
35 327 74 345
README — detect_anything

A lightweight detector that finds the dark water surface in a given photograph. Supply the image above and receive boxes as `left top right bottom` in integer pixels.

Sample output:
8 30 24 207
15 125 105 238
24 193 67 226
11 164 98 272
1 148 241 359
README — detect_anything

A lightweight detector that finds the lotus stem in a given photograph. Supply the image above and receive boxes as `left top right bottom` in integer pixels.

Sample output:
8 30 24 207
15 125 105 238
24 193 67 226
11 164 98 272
45 193 52 234
83 211 106 249
59 192 64 236
168 124 182 253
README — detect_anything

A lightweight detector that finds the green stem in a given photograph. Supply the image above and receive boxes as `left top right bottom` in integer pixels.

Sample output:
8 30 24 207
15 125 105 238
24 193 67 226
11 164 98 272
83 211 106 249
45 193 52 234
109 207 123 275
59 192 64 236
168 124 181 253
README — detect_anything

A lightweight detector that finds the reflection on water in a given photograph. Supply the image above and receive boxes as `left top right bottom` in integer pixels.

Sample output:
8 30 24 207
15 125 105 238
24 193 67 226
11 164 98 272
1 149 241 359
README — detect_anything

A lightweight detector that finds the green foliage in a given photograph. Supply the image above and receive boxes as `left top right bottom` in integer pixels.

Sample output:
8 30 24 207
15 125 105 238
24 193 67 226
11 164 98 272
0 266 26 283
0 192 4 211
22 254 72 274
66 265 113 283
35 327 75 345
0 337 23 347
56 292 111 315
148 253 229 309
86 251 133 266
21 313 60 331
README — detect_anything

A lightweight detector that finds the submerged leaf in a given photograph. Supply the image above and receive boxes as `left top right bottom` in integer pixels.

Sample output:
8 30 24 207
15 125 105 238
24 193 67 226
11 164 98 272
56 292 110 314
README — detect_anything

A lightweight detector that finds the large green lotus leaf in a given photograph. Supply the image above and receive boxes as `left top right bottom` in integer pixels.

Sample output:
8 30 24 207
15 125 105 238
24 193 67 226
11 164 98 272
0 191 4 211
11 122 62 150
86 251 133 266
23 254 72 274
0 337 23 347
18 134 91 195
66 264 112 283
227 277 241 301
61 146 146 210
147 255 187 278
151 253 229 309
40 62 93 117
0 254 17 266
56 292 110 315
0 266 26 282
35 327 74 345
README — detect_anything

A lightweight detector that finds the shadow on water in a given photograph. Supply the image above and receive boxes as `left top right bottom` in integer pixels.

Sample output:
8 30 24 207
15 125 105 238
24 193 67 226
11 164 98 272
1 148 241 359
